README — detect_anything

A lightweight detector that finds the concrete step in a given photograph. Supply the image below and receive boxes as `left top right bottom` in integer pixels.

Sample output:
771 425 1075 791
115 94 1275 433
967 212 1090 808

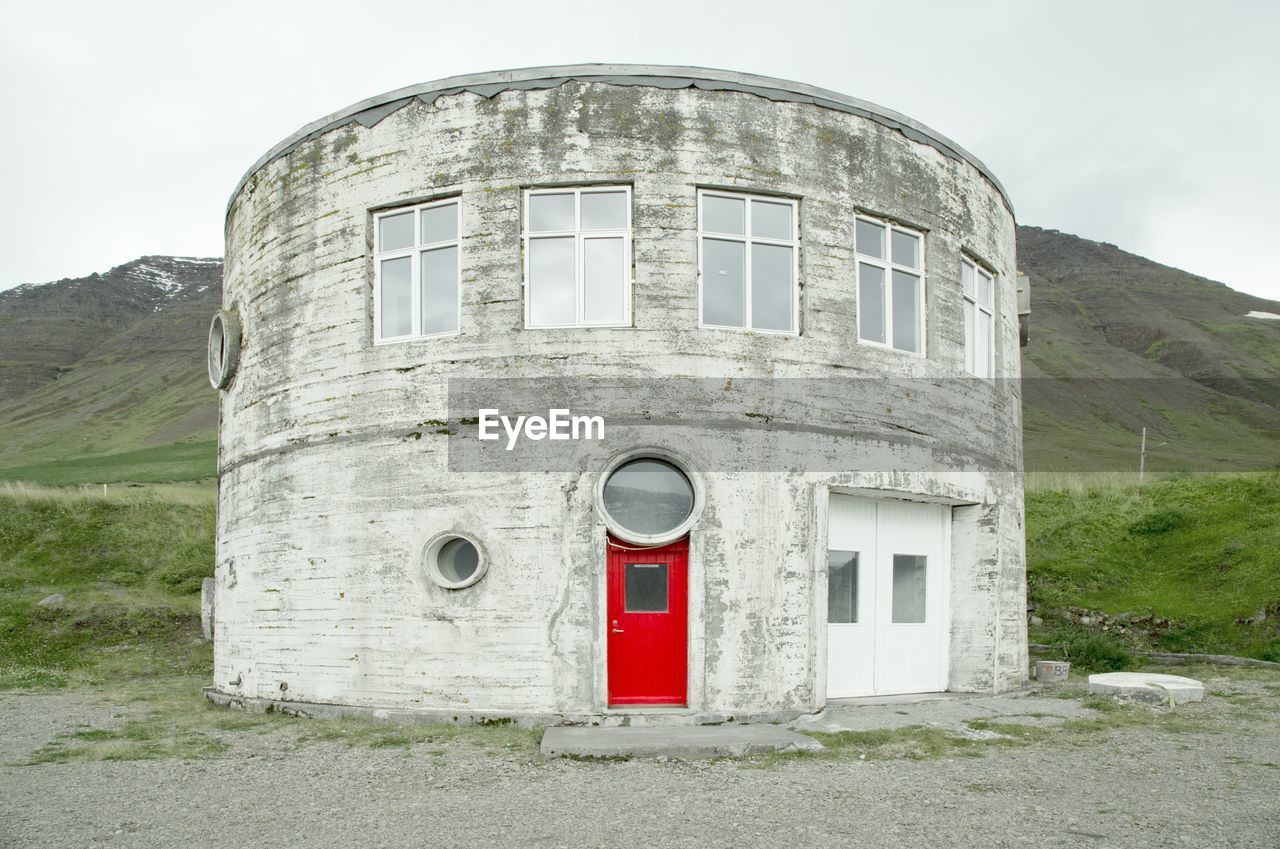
541 725 824 759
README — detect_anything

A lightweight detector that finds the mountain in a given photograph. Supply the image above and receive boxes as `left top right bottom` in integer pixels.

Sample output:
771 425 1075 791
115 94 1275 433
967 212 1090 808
0 229 1277 483
1017 226 1280 473
0 257 222 482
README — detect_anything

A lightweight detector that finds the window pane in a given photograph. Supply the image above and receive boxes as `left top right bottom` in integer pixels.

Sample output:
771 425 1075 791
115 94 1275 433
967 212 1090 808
701 238 745 327
529 193 575 232
379 256 412 337
378 212 414 252
964 299 975 375
437 538 479 583
978 270 994 308
625 563 669 612
977 310 993 378
961 261 975 298
584 237 626 324
702 195 745 235
827 550 858 624
751 200 792 240
751 243 793 332
581 191 627 231
421 246 458 335
892 230 920 269
603 459 695 536
891 270 920 353
892 554 927 623
856 219 884 259
421 203 457 244
858 262 885 343
528 237 575 326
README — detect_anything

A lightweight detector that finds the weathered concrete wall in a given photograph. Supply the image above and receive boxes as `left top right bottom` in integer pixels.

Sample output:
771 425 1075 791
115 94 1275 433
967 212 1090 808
215 73 1024 717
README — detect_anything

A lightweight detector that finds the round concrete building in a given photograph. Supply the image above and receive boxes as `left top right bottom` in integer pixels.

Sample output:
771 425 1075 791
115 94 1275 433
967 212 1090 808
209 65 1027 722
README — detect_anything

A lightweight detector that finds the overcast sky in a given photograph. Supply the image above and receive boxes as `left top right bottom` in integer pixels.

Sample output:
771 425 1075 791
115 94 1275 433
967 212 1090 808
2 0 1277 301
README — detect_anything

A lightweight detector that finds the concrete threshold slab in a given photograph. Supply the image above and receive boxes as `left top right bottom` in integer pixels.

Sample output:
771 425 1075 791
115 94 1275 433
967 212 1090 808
826 692 968 707
541 725 823 759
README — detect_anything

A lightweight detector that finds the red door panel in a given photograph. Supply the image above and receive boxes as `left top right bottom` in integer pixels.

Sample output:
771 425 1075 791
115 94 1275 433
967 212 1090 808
607 535 688 706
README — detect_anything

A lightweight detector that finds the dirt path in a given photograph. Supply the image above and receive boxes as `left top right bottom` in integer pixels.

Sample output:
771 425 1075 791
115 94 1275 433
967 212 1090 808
3 672 1279 849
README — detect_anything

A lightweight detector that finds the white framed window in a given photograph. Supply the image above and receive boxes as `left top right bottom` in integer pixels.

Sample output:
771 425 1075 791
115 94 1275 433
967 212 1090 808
698 190 799 334
373 198 461 344
962 258 995 378
523 186 632 328
854 215 925 354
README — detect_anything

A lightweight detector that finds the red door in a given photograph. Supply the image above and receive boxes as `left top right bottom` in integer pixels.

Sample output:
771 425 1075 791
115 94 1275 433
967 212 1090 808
606 535 688 706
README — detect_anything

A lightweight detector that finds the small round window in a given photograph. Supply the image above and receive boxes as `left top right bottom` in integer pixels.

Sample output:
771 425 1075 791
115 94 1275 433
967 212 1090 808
424 532 488 589
601 458 695 539
207 309 241 390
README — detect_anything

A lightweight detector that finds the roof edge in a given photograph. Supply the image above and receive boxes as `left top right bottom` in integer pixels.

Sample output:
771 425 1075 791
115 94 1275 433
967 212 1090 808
226 63 1013 219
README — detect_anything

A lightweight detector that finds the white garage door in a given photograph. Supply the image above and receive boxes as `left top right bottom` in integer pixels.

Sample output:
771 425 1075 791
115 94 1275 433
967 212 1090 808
826 495 949 698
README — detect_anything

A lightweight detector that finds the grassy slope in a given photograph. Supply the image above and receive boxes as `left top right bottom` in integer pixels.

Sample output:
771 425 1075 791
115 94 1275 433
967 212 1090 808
0 484 214 688
1017 226 1280 473
1026 471 1280 662
0 440 216 485
0 258 219 483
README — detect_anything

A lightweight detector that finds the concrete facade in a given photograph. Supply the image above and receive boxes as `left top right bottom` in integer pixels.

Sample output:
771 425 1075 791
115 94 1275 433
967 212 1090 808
212 65 1026 721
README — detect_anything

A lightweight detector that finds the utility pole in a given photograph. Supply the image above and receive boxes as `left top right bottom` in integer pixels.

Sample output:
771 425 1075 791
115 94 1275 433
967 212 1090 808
1139 426 1147 484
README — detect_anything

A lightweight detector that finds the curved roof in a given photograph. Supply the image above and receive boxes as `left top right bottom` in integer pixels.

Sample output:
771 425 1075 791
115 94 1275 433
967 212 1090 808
228 63 1012 216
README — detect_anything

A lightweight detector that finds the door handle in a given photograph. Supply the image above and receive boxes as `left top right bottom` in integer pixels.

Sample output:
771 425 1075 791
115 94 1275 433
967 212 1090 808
611 628 625 633
611 619 624 634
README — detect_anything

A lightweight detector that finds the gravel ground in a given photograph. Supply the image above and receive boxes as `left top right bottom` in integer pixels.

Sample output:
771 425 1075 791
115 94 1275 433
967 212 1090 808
3 673 1279 849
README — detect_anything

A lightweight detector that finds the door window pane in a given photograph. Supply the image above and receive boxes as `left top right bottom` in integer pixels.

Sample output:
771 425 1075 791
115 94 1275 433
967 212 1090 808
892 554 927 623
856 219 885 259
603 458 694 537
750 243 793 332
584 237 626 324
891 270 920 353
891 230 920 269
421 246 458 335
528 237 576 326
625 563 669 612
702 195 745 235
529 193 575 232
378 212 415 252
827 550 858 624
420 203 457 244
701 238 746 327
751 200 792 240
581 191 627 231
858 263 886 343
379 256 412 337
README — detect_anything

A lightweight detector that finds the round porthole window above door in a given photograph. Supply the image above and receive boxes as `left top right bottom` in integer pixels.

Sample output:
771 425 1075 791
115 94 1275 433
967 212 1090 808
597 452 701 546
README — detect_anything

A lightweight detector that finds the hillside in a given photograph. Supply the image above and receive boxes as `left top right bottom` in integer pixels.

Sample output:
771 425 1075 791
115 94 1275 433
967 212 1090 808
1018 226 1280 472
0 228 1277 482
1027 471 1280 663
0 257 221 482
0 484 214 689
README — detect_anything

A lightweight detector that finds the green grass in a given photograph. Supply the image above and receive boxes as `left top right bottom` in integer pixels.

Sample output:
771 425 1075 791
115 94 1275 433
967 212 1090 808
0 483 214 688
1027 471 1280 662
0 439 216 485
18 676 542 765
